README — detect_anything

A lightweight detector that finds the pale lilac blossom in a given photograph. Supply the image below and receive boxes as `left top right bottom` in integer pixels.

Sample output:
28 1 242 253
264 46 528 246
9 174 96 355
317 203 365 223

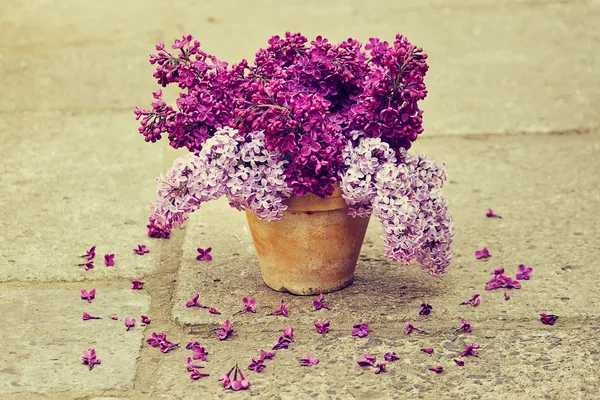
125 317 136 331
352 323 370 338
82 312 101 320
186 293 207 308
82 348 101 370
405 322 427 335
486 209 502 218
357 354 377 367
315 320 330 334
81 288 95 303
299 354 319 367
313 293 328 310
215 320 233 340
460 293 480 307
374 363 387 374
454 318 472 334
268 300 289 317
133 244 150 255
460 344 481 357
428 365 444 373
475 247 491 259
104 254 115 266
516 264 533 280
384 352 399 362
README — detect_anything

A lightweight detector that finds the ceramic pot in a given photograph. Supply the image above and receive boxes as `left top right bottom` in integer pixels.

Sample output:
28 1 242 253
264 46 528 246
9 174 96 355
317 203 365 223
245 186 370 295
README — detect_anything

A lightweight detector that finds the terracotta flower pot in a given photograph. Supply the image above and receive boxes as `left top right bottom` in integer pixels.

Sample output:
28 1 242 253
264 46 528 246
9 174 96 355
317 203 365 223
245 186 370 295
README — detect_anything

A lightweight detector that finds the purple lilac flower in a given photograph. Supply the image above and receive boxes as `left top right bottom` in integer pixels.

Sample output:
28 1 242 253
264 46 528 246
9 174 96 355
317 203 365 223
268 300 289 317
357 354 377 367
234 297 256 315
475 247 491 259
374 363 387 374
141 315 151 324
384 352 399 362
196 247 212 261
419 303 432 316
219 364 251 391
82 312 101 320
248 357 266 372
186 293 208 308
77 260 94 270
147 218 171 239
104 254 115 266
81 246 96 261
186 357 204 372
190 369 210 380
516 264 533 280
81 288 95 303
352 323 370 338
428 365 444 373
299 354 320 367
485 268 521 291
454 318 472 334
209 307 221 315
260 350 276 360
504 292 510 301
272 337 291 350
110 315 118 320
82 348 101 370
133 244 150 255
486 209 502 218
131 280 144 290
186 342 208 361
313 293 328 310
147 332 179 353
215 320 233 340
420 348 434 355
124 317 136 331
314 320 330 334
460 293 480 307
540 313 559 325
282 327 294 342
454 359 465 366
460 344 481 357
405 322 427 335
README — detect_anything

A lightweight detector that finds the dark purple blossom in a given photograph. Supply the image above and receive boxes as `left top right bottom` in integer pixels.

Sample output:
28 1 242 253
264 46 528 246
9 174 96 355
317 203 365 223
160 340 179 353
540 313 559 325
110 315 118 320
374 363 387 374
124 317 136 331
313 293 329 310
81 288 95 303
104 254 115 267
486 208 502 218
234 297 256 315
186 357 204 372
419 303 433 316
475 247 491 259
420 348 434 355
215 320 233 340
460 293 480 307
299 354 320 367
516 264 533 280
196 247 212 261
454 318 472 334
315 320 330 334
272 337 290 350
428 365 444 373
352 323 370 338
357 354 377 367
248 357 266 372
141 315 151 324
384 352 399 362
186 293 208 308
186 342 208 360
454 359 465 366
147 332 178 353
405 322 427 335
82 348 101 370
209 307 221 315
77 260 94 270
504 292 510 301
82 312 101 320
460 343 481 357
131 280 144 290
190 369 210 380
268 300 289 317
147 218 171 239
485 268 521 291
133 244 150 255
81 246 96 261
261 350 276 360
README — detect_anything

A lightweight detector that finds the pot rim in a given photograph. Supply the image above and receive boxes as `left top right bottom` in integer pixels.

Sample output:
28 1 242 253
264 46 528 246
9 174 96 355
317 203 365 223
283 184 347 212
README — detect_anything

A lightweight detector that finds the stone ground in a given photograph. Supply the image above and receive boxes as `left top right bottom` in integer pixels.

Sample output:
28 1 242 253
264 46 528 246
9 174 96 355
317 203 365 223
0 0 599 399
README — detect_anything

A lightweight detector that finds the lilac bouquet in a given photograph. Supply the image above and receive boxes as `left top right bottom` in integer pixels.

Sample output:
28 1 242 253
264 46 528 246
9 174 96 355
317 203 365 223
135 32 454 275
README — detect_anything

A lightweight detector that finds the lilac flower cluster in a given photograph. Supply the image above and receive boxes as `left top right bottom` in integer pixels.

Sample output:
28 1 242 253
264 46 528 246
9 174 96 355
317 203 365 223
137 33 429 197
340 137 454 275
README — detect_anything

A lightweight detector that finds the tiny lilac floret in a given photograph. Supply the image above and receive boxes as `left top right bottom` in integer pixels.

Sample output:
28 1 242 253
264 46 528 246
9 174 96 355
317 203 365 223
504 292 510 301
486 208 502 218
81 288 96 303
261 349 276 360
540 313 559 325
313 293 329 310
384 352 399 362
131 280 144 290
82 312 101 320
405 322 427 335
219 364 251 391
299 354 320 367
125 317 136 331
475 247 491 259
420 348 434 355
186 342 208 360
352 323 370 338
141 315 151 324
196 247 212 261
81 246 96 261
315 320 330 334
268 300 289 317
104 254 115 266
147 332 178 353
215 320 233 340
460 343 481 357
209 307 221 315
133 244 150 255
454 359 465 366
516 264 533 280
77 260 94 270
190 369 210 380
248 357 266 372
282 327 294 342
419 303 433 316
485 267 521 291
110 315 118 320
234 297 256 315
82 348 101 370
374 363 387 374
428 365 444 373
460 293 480 307
357 354 377 367
454 318 472 334
186 293 208 308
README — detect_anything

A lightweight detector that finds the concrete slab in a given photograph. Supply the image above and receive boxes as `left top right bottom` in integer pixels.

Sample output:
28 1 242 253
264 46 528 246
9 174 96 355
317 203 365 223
0 289 150 395
1 1 597 134
172 134 600 329
0 113 172 282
